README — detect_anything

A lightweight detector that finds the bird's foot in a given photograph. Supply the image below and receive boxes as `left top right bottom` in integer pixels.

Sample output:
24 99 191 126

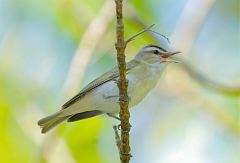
113 78 118 84
107 113 132 130
117 96 131 103
127 96 131 101
117 123 132 131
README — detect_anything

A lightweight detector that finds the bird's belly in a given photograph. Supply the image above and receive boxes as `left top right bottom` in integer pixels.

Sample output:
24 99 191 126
93 73 159 113
62 70 160 116
128 75 158 107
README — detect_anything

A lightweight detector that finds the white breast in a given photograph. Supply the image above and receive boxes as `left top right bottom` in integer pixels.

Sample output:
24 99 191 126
97 63 164 113
61 63 165 116
127 64 163 107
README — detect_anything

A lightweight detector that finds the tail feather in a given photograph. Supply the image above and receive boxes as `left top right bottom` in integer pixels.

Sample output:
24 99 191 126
38 111 70 134
38 110 103 133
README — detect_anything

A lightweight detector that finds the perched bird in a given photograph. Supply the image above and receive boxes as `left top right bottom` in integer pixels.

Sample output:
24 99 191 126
38 44 180 133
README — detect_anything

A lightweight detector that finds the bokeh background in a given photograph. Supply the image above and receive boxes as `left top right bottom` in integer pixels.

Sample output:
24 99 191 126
0 0 239 163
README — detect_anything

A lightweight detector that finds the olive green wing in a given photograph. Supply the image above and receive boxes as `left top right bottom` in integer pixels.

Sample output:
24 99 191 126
62 60 139 109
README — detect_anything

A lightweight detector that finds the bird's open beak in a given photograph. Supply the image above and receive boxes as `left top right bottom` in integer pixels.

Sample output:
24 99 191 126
160 51 181 63
161 51 181 58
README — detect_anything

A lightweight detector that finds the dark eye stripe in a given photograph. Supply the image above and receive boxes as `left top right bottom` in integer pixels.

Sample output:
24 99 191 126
148 50 160 55
147 44 167 52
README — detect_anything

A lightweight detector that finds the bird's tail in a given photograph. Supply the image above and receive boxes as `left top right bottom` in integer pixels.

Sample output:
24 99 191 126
38 111 70 134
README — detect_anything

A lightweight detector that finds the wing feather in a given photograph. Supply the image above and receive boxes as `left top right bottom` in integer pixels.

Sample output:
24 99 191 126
62 60 139 109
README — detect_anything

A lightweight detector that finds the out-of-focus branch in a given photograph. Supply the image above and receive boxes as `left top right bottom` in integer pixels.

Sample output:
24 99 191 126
170 0 216 55
61 1 114 98
167 83 240 135
177 60 240 95
126 0 240 135
0 31 76 163
169 0 240 95
165 0 240 135
38 1 115 162
114 0 131 163
125 0 240 96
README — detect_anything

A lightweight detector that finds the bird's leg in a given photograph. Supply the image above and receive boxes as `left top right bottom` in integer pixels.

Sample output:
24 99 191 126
117 122 132 130
103 94 119 99
116 95 131 103
107 113 121 130
106 113 131 130
112 78 118 84
103 94 131 106
107 113 121 121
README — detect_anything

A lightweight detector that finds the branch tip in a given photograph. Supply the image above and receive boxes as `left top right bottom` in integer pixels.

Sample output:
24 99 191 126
125 24 155 45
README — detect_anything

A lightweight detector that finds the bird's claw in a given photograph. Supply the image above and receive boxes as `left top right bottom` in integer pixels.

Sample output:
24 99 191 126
113 78 118 84
117 123 132 131
117 124 121 130
127 96 131 101
117 96 131 103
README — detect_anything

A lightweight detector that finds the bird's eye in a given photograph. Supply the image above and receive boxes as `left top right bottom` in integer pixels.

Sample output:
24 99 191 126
153 50 159 54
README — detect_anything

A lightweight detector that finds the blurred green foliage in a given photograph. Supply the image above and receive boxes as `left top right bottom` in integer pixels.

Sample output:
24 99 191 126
0 0 239 163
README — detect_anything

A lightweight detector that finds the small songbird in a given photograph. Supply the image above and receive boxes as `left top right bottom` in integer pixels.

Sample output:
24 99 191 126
38 44 180 133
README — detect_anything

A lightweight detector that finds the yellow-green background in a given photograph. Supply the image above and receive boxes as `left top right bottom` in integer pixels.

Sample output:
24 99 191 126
0 0 239 163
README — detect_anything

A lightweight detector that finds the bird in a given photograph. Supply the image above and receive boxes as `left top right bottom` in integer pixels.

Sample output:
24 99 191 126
38 44 180 133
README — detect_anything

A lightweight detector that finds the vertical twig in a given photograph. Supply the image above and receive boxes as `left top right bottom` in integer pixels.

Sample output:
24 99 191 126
114 0 131 163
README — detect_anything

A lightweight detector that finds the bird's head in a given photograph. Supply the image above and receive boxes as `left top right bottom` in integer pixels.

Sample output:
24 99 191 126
134 44 180 65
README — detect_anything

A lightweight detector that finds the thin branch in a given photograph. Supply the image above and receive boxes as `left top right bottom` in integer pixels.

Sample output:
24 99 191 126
147 29 170 43
113 125 122 156
125 24 170 45
125 24 155 44
114 0 131 163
